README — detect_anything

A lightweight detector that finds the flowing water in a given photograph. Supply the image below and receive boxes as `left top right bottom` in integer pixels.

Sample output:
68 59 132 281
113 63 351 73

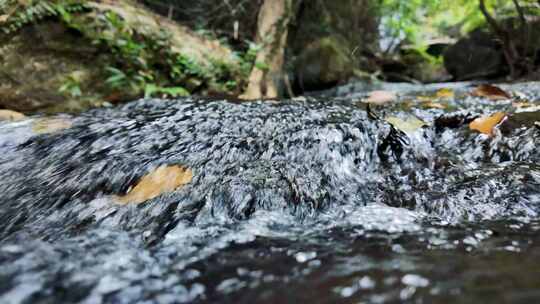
0 82 539 303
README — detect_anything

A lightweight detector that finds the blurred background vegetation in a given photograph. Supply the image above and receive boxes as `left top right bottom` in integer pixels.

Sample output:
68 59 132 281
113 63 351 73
0 0 539 113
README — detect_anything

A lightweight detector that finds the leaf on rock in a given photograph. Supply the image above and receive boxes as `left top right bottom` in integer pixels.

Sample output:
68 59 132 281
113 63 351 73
469 112 506 135
421 101 447 109
32 118 72 134
436 88 454 99
115 165 193 205
0 109 26 121
385 116 427 134
471 84 511 100
365 90 397 105
512 101 534 108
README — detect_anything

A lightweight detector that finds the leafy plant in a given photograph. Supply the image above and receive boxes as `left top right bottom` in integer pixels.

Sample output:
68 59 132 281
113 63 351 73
143 84 189 98
0 0 88 35
59 72 83 97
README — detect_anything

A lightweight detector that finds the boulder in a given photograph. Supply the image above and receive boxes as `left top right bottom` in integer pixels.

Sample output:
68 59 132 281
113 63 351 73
444 18 540 80
443 29 506 80
288 0 379 91
294 36 354 91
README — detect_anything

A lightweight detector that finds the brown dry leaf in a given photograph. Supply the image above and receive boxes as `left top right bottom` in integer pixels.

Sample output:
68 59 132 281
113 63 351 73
0 15 9 23
116 165 193 205
471 84 511 100
0 109 26 121
436 88 454 99
365 90 397 105
32 118 72 134
469 112 507 135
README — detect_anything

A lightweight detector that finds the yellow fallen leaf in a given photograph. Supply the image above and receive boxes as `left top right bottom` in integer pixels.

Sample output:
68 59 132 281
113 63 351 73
421 101 447 109
32 118 72 134
365 90 397 105
436 88 454 99
469 112 506 135
116 165 193 205
417 96 432 102
471 84 511 100
385 116 427 134
0 109 26 121
512 101 534 108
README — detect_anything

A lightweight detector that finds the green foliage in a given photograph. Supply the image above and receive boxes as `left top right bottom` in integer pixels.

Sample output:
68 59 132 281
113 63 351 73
236 42 262 76
379 0 536 48
0 0 88 35
59 72 83 97
143 84 189 98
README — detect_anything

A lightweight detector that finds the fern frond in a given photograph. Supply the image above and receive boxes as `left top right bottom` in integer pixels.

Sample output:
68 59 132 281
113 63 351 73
0 0 90 35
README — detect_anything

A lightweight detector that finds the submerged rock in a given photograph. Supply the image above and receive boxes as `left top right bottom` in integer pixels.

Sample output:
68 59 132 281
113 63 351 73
0 83 539 304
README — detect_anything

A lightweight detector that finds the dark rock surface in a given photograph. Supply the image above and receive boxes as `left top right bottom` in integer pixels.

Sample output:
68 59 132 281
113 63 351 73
443 29 505 80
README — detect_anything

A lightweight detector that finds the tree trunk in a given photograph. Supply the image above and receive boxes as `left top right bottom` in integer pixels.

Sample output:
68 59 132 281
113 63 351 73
478 0 521 78
241 0 292 100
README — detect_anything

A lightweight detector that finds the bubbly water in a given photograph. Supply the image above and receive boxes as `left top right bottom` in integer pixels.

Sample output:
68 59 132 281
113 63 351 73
0 82 539 303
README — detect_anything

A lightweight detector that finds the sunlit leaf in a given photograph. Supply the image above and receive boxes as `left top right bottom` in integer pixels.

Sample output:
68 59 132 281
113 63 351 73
32 118 72 134
365 90 397 105
436 88 454 99
385 116 427 134
0 110 26 121
469 112 506 135
115 165 193 205
421 101 447 109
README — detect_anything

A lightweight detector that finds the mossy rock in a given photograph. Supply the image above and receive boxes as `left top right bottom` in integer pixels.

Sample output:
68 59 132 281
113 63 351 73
287 0 379 89
295 36 354 91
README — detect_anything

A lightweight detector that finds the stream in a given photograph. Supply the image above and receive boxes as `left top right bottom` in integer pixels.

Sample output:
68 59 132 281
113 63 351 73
0 82 539 303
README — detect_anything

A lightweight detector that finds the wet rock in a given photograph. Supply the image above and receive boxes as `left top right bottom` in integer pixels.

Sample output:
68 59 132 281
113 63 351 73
434 113 477 132
499 110 540 135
